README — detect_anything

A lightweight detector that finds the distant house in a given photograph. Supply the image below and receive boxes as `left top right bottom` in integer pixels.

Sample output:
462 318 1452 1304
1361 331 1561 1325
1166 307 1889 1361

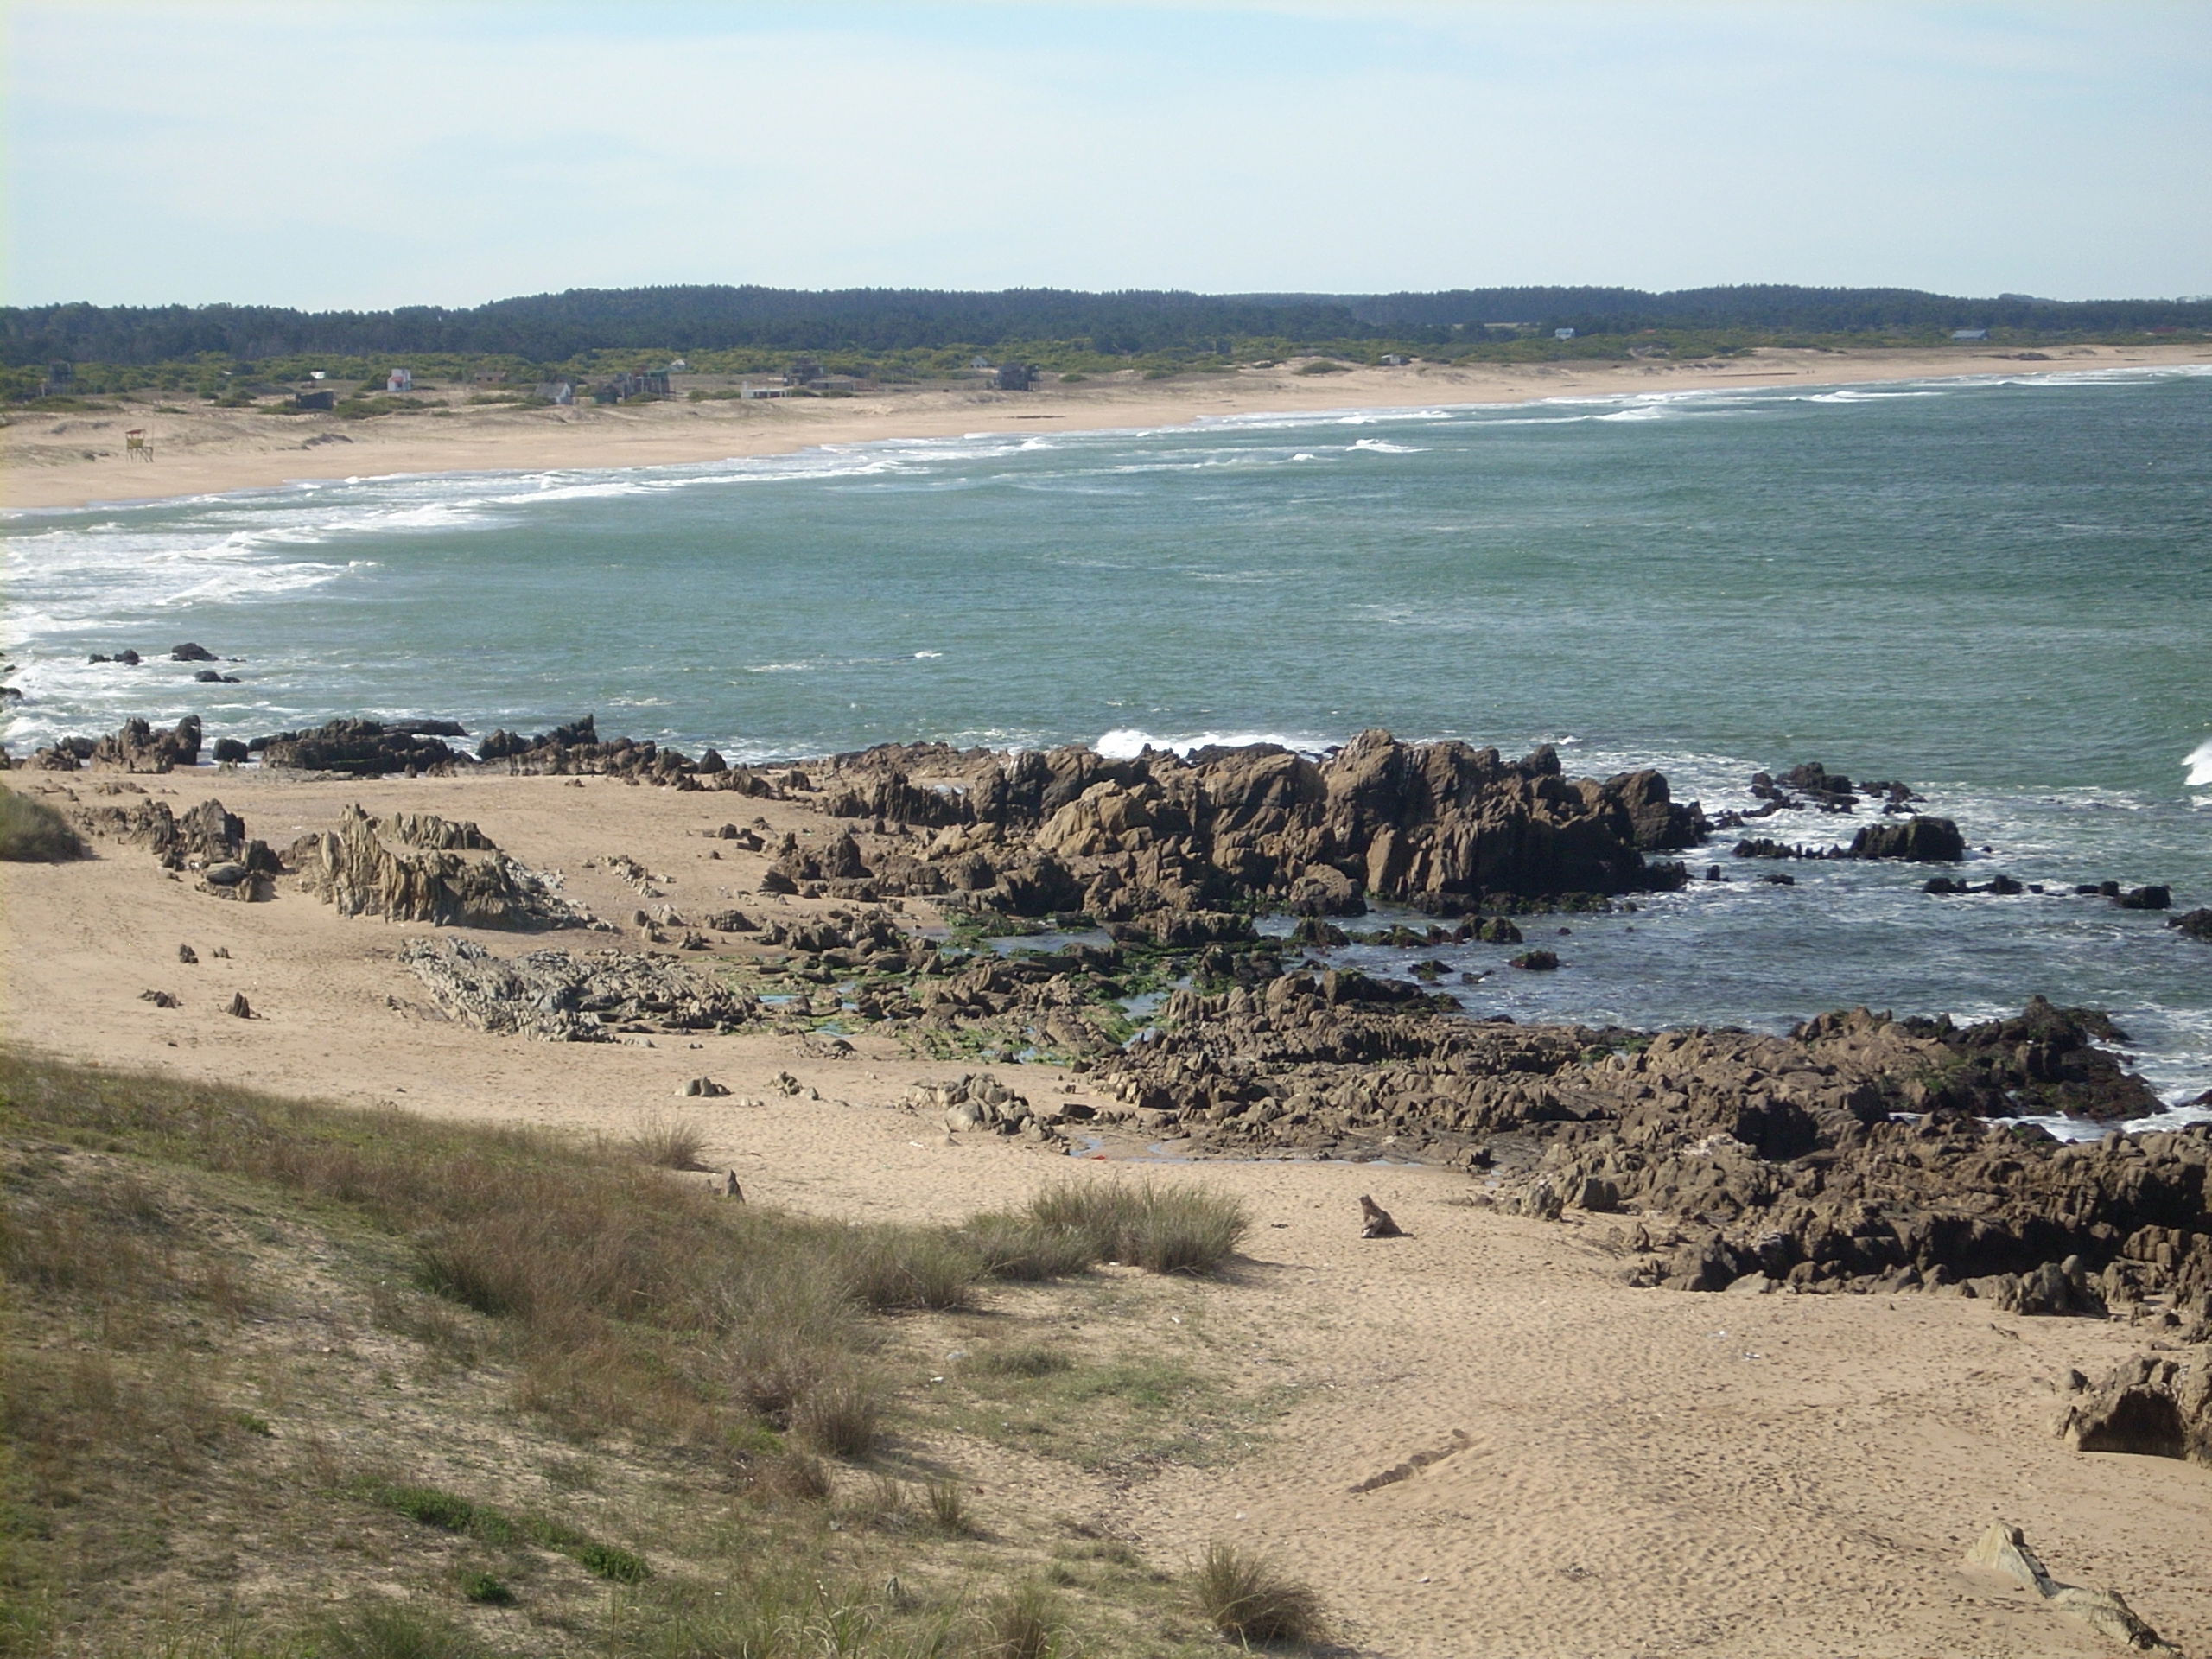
788 358 823 385
969 355 993 372
739 380 791 399
535 381 575 405
386 368 413 392
1951 328 1990 341
1379 353 1410 366
294 390 336 411
994 363 1037 391
594 370 671 403
1554 327 1577 340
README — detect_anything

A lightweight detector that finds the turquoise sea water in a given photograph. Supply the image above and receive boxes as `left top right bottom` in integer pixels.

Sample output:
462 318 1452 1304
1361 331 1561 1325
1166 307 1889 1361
7 367 2210 1114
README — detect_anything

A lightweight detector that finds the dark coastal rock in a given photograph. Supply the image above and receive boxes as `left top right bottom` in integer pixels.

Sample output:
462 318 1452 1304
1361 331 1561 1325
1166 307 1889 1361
1510 949 1560 970
169 642 218 663
193 669 241 684
1847 816 1965 861
2062 1349 2212 1466
2171 909 2212 943
254 718 465 777
212 738 250 765
401 935 758 1040
810 731 1708 922
293 804 589 929
2115 884 2172 911
475 714 782 795
64 715 204 773
71 795 282 880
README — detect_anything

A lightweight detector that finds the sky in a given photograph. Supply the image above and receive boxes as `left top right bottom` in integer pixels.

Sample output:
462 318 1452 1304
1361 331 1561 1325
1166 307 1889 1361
5 1 2209 309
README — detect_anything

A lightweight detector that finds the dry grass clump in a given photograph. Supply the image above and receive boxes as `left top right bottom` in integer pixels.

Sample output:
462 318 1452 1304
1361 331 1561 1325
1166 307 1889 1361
961 1211 1103 1281
620 1109 709 1172
0 787 88 862
1019 1178 1249 1275
979 1580 1066 1659
1191 1541 1327 1646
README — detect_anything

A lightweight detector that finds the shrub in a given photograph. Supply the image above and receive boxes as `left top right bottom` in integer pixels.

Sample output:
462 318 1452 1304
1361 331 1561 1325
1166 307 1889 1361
1192 1541 1326 1645
1292 359 1347 375
457 1571 513 1605
0 789 88 861
970 1344 1073 1378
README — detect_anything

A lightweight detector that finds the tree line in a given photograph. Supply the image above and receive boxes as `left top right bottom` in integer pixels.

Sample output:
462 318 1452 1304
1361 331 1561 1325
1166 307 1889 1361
6 283 2208 369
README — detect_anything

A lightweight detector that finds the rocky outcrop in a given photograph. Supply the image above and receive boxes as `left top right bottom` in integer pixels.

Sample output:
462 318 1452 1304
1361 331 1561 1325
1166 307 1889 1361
2173 909 2212 943
294 804 588 929
253 718 467 776
474 715 782 794
2062 1349 2212 1467
400 936 760 1040
61 715 205 772
1846 816 1965 861
72 796 282 886
906 1073 1063 1142
810 732 1703 920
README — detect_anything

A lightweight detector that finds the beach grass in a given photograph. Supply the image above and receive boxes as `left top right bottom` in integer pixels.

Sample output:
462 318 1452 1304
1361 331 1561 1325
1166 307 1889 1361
0 788 87 862
0 1048 1255 1656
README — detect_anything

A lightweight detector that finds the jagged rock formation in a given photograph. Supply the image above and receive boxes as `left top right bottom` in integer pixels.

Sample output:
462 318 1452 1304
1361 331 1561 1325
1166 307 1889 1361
474 715 781 794
400 936 760 1039
35 716 204 773
253 718 468 776
2172 909 2212 943
2063 1349 2212 1466
71 796 282 888
293 804 588 929
804 732 1704 921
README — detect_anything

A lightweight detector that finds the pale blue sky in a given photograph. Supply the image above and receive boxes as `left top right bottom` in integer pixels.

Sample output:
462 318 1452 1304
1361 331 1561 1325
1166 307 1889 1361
6 2 2208 308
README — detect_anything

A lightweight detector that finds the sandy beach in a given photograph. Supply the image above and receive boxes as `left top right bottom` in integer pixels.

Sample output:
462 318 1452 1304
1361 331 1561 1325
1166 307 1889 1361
7 342 2209 513
5 760 2205 1657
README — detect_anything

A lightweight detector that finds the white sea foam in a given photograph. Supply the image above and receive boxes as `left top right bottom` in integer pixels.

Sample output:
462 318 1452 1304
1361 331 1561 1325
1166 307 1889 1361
2187 739 2212 788
912 651 944 659
1350 438 1422 454
1095 727 1329 760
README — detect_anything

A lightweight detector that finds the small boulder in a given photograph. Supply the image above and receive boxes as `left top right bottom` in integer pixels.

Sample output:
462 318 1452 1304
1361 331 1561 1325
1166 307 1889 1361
224 991 255 1019
1510 949 1560 971
139 988 180 1008
678 1077 731 1098
170 642 218 663
1358 1195 1403 1238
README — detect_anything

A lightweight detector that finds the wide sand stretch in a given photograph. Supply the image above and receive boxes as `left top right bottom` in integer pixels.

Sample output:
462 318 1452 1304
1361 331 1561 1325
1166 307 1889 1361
4 762 2205 1657
6 342 2210 512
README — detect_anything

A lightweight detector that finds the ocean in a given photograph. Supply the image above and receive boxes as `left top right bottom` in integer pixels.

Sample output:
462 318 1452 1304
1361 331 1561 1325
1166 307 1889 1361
7 366 2210 1119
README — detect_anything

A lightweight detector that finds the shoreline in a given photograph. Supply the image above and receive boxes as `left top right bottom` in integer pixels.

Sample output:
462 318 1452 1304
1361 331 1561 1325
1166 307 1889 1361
6 341 2209 513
